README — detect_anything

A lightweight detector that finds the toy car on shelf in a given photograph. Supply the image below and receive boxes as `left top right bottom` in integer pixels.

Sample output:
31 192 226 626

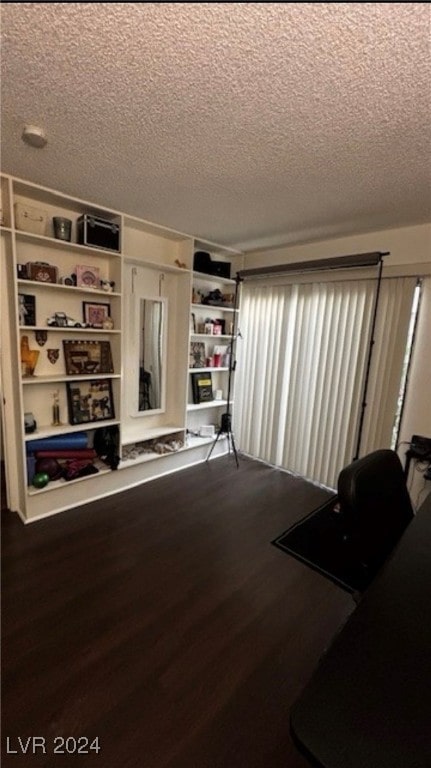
47 312 91 328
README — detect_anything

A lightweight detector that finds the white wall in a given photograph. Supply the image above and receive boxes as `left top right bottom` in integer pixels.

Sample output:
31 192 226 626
243 223 431 507
244 223 431 269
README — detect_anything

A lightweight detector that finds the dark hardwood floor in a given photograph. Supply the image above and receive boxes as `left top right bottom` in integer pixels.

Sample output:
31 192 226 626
1 455 353 768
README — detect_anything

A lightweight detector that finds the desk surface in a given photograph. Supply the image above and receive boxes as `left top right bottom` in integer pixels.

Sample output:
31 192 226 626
290 493 431 768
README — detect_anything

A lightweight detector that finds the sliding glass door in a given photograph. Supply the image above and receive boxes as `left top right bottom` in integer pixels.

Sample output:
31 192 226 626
234 276 417 488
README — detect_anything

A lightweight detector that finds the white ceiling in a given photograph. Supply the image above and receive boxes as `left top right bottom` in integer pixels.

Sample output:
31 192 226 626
1 3 430 252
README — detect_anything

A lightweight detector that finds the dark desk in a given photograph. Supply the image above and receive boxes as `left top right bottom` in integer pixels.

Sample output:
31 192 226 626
290 493 431 768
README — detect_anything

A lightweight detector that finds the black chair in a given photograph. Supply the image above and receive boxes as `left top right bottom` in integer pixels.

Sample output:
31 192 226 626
337 449 414 578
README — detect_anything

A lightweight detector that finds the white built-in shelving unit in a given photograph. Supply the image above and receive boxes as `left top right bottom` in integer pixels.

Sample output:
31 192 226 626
0 173 243 522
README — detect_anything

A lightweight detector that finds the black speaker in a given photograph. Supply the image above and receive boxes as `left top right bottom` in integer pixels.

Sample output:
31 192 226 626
193 251 212 273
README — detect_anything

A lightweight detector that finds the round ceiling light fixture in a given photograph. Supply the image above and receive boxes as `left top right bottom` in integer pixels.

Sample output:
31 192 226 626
22 125 47 148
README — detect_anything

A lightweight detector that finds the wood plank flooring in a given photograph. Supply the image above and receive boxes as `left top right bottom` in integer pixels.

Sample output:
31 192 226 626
1 455 353 768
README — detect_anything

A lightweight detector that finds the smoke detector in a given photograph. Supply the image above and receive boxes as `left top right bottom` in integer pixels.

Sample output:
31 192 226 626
22 125 47 148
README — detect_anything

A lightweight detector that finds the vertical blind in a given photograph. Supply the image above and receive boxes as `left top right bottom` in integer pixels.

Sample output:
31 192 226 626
234 276 417 489
359 276 418 455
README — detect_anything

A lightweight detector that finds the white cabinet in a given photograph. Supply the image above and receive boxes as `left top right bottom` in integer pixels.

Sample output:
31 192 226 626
0 175 243 522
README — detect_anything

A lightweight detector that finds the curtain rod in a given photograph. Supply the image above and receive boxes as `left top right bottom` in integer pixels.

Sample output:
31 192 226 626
238 251 388 280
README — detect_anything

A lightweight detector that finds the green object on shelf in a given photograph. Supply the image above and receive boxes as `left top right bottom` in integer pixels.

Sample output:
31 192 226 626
32 472 49 489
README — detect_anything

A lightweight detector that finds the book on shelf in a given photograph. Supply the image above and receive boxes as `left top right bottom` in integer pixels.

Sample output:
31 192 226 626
191 372 213 404
189 341 206 368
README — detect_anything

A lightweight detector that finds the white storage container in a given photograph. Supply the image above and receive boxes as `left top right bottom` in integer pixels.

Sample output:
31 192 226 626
14 202 47 235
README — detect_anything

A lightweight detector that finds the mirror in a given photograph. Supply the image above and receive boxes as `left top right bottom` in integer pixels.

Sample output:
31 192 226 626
130 296 167 416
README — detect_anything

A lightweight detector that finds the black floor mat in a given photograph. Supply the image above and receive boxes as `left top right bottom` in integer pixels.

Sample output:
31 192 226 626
272 497 378 593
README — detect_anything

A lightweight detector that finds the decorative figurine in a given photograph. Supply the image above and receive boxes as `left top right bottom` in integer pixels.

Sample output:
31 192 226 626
20 335 40 376
52 389 61 426
35 330 48 346
100 279 115 292
102 316 114 330
18 294 28 326
47 349 60 364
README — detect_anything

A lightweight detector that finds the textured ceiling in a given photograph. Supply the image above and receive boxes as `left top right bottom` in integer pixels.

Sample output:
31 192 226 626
1 3 430 251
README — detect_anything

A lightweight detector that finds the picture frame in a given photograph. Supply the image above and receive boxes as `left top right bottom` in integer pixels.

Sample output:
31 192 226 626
66 379 115 425
18 293 36 326
63 339 114 375
75 264 100 289
82 301 111 328
189 341 206 368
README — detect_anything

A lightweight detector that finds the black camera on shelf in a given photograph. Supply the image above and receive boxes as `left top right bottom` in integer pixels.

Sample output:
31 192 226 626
59 274 77 286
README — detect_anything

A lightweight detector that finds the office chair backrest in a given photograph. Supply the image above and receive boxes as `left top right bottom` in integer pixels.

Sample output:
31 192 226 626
337 449 414 571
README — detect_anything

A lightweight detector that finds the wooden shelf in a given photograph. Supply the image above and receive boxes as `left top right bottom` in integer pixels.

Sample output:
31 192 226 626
24 419 121 441
188 367 229 373
19 325 121 334
21 374 121 385
187 400 228 411
193 271 237 286
27 462 111 495
17 279 121 298
190 333 232 340
14 229 122 259
121 425 185 447
191 303 238 313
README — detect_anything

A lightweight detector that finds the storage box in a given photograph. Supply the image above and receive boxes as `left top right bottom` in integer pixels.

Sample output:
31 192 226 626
199 425 215 438
77 214 121 252
210 260 231 279
14 202 47 235
26 262 58 283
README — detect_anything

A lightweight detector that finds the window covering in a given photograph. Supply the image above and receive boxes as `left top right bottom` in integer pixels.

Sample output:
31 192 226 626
234 275 417 488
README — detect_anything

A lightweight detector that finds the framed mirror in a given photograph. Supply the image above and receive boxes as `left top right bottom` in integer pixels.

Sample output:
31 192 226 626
129 295 168 416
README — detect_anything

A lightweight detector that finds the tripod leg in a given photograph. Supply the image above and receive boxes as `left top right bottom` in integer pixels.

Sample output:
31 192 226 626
206 427 222 462
229 431 239 468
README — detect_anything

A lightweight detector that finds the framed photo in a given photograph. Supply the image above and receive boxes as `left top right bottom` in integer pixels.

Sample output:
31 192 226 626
18 293 36 326
83 301 110 328
75 264 100 289
63 340 114 375
189 341 206 368
66 379 115 425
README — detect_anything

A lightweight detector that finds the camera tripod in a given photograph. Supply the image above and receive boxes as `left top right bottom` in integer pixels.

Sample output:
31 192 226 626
206 273 242 468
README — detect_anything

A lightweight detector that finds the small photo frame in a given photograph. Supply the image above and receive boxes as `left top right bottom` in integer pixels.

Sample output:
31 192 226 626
66 379 115 425
189 341 206 368
83 301 111 328
76 264 100 289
